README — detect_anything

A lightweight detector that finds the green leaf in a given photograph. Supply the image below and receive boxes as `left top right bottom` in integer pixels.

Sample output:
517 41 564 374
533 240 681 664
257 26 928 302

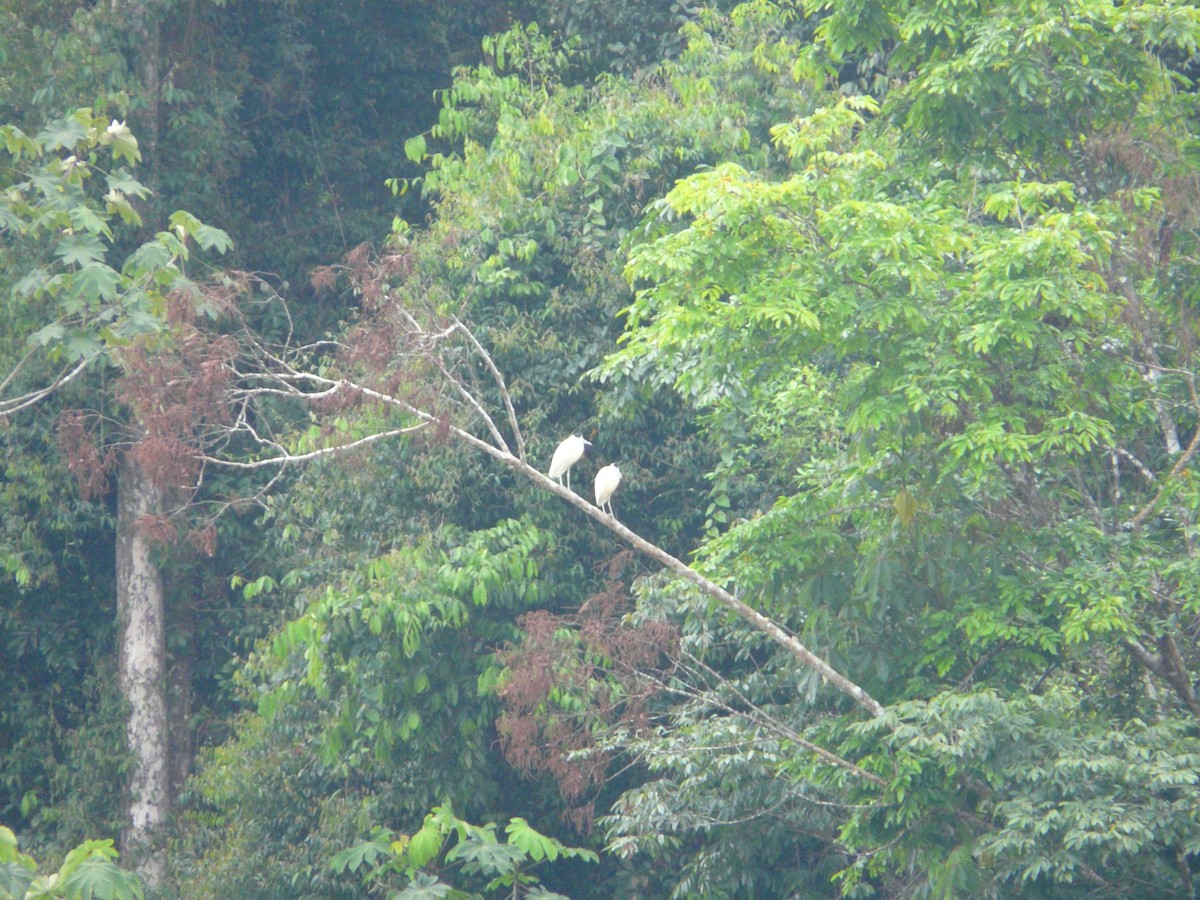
37 115 88 151
71 263 122 305
105 170 151 200
122 241 173 275
446 838 524 876
28 323 65 346
105 193 142 227
504 818 560 862
60 855 144 900
0 123 39 158
0 862 35 898
525 888 572 900
68 205 112 238
65 330 104 361
0 827 21 864
104 120 141 165
195 223 234 253
407 821 445 869
330 831 392 874
405 134 427 162
167 209 202 239
56 232 107 267
12 267 51 298
394 872 454 899
893 488 917 526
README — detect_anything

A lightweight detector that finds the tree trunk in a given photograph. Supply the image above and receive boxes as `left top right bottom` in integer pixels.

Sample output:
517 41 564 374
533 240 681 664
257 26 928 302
110 2 170 884
115 455 169 886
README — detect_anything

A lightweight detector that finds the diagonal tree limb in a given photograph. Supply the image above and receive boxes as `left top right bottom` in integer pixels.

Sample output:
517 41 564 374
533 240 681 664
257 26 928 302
210 362 887 719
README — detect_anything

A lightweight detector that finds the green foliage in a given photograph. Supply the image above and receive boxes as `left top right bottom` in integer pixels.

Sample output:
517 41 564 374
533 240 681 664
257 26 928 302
382 11 817 550
579 0 1200 895
0 825 143 900
10 666 130 862
833 688 1200 896
0 108 231 375
0 103 234 859
330 804 596 899
523 0 712 76
173 13 814 894
172 518 558 897
170 702 376 900
259 519 546 803
14 0 1200 897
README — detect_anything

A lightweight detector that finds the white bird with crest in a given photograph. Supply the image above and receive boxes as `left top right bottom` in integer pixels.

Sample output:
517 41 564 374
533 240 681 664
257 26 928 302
594 463 622 516
548 434 590 490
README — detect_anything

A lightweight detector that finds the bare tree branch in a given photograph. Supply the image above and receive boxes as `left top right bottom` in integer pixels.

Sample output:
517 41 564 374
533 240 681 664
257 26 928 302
209 308 888 719
202 423 429 469
453 316 526 461
665 650 888 786
0 357 90 418
1131 367 1200 531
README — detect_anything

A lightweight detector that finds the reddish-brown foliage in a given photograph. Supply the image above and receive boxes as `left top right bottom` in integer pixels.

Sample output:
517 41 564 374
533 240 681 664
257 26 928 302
309 265 338 295
139 512 179 546
58 292 245 550
496 551 678 830
111 327 239 493
58 408 119 500
191 523 218 557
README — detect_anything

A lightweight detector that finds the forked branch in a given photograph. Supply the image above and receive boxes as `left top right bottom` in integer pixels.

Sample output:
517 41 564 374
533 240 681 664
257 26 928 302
203 305 886 720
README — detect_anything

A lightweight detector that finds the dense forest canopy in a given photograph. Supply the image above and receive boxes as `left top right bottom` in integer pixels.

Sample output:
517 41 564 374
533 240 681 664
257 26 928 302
4 0 1200 897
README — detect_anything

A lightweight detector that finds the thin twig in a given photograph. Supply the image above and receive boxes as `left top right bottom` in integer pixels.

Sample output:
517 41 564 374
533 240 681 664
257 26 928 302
1130 371 1200 530
0 358 90 418
454 317 526 461
202 423 428 469
670 651 888 786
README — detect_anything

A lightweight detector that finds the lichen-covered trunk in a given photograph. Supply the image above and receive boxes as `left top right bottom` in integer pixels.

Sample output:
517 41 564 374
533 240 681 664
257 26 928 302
115 455 169 886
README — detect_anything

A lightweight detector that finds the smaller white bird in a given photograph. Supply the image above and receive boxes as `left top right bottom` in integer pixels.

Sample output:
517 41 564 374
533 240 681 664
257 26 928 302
594 463 622 516
548 434 590 490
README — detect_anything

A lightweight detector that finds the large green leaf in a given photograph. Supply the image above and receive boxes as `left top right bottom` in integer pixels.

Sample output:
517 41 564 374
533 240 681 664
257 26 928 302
444 838 523 876
56 233 107 267
503 817 560 862
70 263 122 306
36 114 87 152
0 862 34 899
393 873 454 900
68 205 113 238
60 855 144 900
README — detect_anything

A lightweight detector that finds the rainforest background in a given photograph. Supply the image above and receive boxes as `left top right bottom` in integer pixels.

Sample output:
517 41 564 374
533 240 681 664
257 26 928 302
5 0 1200 897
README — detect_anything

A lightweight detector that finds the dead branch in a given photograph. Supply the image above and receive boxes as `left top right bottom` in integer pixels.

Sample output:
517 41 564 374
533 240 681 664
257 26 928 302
202 306 887 720
664 651 888 786
1130 367 1200 530
0 357 90 418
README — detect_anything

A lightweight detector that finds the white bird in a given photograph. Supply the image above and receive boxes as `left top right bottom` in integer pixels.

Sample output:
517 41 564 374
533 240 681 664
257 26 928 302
594 463 622 516
548 434 590 490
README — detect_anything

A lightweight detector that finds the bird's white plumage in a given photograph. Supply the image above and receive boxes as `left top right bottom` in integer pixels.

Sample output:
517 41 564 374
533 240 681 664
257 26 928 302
548 434 590 488
594 463 622 514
